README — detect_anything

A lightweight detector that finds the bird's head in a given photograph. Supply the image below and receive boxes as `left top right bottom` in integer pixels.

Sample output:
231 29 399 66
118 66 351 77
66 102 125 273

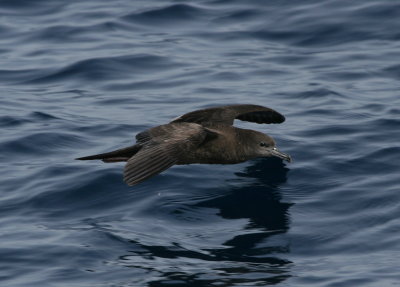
245 131 292 162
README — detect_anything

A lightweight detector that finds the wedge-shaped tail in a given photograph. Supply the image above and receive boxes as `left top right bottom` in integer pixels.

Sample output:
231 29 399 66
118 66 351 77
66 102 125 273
76 145 141 163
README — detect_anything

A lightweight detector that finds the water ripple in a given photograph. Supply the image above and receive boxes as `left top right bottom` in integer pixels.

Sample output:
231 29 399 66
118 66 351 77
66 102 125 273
27 54 184 84
122 4 212 26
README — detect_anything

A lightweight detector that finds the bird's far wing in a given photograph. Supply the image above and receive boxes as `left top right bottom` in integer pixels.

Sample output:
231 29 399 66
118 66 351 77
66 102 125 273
171 104 285 126
126 123 214 186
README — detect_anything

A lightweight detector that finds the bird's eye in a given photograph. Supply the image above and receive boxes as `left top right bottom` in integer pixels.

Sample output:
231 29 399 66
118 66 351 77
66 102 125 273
259 142 267 147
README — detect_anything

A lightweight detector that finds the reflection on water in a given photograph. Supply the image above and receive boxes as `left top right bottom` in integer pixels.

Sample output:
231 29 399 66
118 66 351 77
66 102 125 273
116 159 292 286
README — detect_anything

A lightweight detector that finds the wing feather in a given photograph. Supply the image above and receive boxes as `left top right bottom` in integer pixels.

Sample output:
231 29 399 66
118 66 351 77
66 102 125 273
126 122 220 186
123 145 177 186
171 104 285 126
236 110 285 124
135 130 152 144
82 110 237 186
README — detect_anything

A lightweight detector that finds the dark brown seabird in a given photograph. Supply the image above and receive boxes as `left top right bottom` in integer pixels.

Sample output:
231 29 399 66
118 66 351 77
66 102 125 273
76 104 291 186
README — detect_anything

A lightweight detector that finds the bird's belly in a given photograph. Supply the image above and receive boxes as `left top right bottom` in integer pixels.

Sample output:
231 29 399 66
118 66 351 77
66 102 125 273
176 147 245 165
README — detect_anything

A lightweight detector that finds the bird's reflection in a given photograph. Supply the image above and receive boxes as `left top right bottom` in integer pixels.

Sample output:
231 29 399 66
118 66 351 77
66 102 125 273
198 157 290 231
193 158 292 285
120 158 292 286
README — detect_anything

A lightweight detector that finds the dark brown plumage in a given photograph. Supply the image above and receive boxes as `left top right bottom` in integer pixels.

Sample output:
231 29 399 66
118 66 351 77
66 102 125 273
76 104 291 186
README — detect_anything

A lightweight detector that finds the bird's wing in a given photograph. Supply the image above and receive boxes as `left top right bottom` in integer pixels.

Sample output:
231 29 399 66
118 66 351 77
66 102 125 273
123 144 178 186
171 104 285 126
125 123 216 186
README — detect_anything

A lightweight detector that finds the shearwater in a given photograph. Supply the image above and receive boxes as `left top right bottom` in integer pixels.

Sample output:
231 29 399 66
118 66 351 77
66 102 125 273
76 104 291 186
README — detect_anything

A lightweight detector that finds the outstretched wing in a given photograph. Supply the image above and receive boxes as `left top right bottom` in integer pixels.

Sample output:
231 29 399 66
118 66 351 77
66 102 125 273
125 122 217 186
123 144 178 186
171 104 285 126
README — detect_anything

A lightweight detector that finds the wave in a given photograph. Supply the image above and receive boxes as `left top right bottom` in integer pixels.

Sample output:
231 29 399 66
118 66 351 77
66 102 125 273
122 4 210 26
25 54 183 84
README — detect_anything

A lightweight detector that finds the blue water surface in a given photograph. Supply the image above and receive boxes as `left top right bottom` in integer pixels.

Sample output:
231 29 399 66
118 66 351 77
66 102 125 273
1 0 399 286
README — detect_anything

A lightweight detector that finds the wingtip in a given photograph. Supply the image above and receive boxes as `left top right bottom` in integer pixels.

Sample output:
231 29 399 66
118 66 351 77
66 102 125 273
124 179 138 186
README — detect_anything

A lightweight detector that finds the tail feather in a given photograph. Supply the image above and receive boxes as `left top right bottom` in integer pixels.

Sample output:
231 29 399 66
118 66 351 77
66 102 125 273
76 145 141 162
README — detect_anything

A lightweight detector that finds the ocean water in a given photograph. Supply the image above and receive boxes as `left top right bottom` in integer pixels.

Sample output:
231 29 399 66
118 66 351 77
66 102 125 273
1 0 399 286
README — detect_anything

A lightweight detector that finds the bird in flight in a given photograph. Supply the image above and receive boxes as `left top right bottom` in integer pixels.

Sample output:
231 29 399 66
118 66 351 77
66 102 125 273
76 104 291 186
